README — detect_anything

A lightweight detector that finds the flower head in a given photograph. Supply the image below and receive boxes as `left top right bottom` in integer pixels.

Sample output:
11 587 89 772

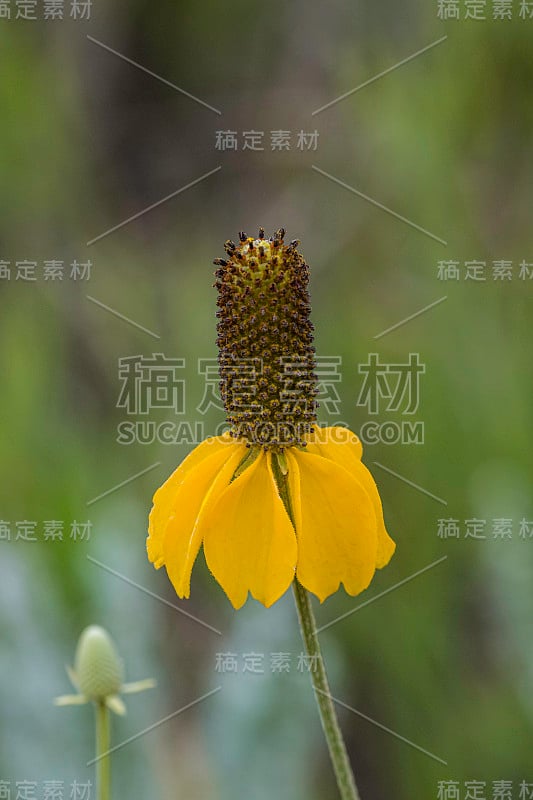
147 229 395 609
215 228 318 449
55 625 155 715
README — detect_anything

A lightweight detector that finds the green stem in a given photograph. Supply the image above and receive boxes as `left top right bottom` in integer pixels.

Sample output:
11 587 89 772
95 700 111 800
272 455 361 800
292 580 362 800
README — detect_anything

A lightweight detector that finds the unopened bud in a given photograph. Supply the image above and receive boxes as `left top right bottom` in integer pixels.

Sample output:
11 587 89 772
74 625 124 700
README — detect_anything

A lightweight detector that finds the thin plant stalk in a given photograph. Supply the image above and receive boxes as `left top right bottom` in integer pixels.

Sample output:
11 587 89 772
292 579 361 800
95 700 111 800
274 460 362 800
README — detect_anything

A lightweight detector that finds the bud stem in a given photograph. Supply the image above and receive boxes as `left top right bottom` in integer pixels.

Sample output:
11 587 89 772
95 700 111 800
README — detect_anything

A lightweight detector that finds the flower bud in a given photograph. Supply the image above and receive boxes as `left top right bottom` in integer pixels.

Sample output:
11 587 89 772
74 625 124 700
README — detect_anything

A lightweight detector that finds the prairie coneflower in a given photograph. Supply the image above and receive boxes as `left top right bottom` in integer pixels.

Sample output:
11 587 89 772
55 626 155 800
147 229 395 609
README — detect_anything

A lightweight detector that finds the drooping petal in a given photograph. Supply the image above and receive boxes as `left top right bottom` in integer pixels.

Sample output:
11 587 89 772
351 461 395 568
201 452 297 609
163 443 246 598
305 425 363 461
287 449 378 602
147 433 234 568
304 425 395 569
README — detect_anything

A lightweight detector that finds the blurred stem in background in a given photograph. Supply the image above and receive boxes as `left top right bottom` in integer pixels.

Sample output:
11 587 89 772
55 626 155 800
95 701 111 800
293 580 361 800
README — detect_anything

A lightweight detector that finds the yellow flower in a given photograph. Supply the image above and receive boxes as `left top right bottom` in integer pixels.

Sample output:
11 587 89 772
147 229 395 608
148 425 394 609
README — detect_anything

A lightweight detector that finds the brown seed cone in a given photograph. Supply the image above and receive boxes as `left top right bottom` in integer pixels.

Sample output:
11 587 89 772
214 228 318 449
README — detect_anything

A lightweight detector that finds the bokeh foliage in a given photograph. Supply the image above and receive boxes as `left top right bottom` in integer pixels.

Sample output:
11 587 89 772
1 2 532 799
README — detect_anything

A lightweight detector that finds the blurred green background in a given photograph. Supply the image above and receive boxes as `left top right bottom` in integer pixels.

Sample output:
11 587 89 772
1 2 532 798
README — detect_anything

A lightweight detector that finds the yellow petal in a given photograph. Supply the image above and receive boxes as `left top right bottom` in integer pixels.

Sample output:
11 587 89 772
352 461 395 568
287 449 378 602
201 452 297 609
305 425 363 461
304 425 395 569
163 443 246 598
147 433 233 568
